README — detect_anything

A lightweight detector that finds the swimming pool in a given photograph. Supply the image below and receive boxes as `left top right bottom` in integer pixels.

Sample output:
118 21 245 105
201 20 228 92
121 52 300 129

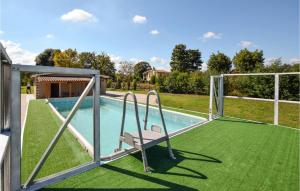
49 96 206 157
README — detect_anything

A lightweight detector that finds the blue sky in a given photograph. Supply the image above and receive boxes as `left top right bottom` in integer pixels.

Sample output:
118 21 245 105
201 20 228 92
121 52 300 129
0 0 299 70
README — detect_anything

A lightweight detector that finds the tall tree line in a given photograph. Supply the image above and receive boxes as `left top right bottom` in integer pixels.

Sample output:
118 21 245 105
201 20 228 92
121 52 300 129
35 49 116 78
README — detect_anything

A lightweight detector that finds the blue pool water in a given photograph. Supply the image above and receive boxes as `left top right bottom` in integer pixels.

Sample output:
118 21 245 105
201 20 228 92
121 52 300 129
50 96 205 156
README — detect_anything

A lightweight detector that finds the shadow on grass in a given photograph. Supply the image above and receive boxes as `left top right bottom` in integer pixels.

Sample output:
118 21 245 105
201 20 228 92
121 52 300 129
41 146 221 191
41 164 198 191
131 145 221 179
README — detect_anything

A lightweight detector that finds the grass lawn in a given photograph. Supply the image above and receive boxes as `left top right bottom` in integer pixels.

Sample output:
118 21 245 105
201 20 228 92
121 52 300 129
108 90 299 128
21 100 91 183
159 93 299 128
22 100 299 190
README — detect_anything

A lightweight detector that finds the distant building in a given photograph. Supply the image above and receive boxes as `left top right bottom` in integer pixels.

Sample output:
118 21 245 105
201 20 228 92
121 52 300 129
32 74 109 99
143 69 170 81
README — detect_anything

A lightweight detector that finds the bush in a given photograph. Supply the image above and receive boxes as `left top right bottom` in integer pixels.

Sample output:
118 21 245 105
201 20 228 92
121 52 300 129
165 71 190 93
156 76 167 92
127 80 131 90
190 72 207 94
115 80 121 89
133 79 137 90
138 83 155 90
150 75 156 84
121 82 126 90
107 79 112 88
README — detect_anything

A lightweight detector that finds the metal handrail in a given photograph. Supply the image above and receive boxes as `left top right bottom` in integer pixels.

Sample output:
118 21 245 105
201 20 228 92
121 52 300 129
118 92 144 151
143 90 175 160
143 90 169 136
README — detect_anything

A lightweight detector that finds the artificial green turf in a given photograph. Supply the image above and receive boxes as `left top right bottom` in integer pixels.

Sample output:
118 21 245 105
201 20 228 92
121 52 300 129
21 100 91 183
41 117 299 191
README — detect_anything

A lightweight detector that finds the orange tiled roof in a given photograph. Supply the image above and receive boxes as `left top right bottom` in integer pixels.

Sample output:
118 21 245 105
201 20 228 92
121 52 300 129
36 76 91 82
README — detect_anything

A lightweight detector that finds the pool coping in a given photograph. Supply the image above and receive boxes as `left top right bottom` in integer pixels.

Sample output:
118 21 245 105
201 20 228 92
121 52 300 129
47 96 208 162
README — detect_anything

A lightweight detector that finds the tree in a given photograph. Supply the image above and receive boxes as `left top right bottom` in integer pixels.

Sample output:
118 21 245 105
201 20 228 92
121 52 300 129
208 52 232 74
187 49 203 71
35 49 60 66
170 44 202 72
233 49 264 72
94 53 116 78
78 52 96 68
134 61 151 80
118 61 134 78
53 49 82 68
170 44 188 72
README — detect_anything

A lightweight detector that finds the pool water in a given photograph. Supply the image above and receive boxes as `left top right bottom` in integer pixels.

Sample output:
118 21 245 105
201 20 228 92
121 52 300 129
50 96 206 156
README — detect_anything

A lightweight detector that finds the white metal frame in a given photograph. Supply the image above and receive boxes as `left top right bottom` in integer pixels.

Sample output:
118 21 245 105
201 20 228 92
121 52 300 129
0 44 101 191
209 72 300 125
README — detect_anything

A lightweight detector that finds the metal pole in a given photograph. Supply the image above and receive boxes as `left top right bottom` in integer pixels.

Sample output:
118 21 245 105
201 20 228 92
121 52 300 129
274 74 279 125
24 77 95 187
93 75 100 162
209 76 214 121
143 92 151 130
219 75 224 116
10 70 21 191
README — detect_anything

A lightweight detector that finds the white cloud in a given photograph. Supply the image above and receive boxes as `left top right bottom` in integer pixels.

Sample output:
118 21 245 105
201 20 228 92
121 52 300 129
150 56 170 70
239 40 254 48
150 56 168 65
61 9 97 23
129 58 143 64
264 57 281 66
0 30 4 35
150 30 159 35
132 15 147 24
289 58 300 64
201 32 221 41
108 54 123 69
201 62 208 71
46 34 54 39
0 39 36 65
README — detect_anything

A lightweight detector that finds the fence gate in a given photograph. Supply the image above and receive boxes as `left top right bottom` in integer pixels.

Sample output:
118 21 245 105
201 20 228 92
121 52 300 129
0 43 101 191
209 72 300 125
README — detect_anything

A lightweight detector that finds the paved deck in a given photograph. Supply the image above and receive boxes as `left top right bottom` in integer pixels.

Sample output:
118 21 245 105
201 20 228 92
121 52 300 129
106 91 157 105
21 94 35 128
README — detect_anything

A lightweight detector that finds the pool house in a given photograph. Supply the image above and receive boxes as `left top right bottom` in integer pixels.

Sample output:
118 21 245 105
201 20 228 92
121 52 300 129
32 74 109 99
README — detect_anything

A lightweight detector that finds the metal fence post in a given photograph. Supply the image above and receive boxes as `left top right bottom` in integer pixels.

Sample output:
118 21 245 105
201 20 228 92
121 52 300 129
93 75 100 163
218 75 224 116
209 76 214 121
274 74 279 125
10 69 21 191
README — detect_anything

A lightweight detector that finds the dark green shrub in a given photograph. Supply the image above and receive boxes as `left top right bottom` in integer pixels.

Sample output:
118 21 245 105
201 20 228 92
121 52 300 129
107 79 112 88
165 71 190 93
133 79 137 90
150 75 156 84
127 80 131 90
156 76 167 92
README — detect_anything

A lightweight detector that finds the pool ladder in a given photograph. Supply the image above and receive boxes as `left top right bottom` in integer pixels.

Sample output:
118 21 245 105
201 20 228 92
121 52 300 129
115 90 176 172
